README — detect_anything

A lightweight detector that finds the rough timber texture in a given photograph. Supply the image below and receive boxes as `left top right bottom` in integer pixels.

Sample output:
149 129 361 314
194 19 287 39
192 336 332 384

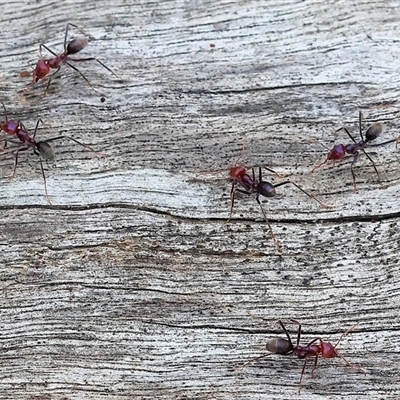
0 1 400 399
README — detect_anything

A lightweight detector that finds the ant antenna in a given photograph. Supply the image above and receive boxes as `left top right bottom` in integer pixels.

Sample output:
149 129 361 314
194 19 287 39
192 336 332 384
273 180 333 209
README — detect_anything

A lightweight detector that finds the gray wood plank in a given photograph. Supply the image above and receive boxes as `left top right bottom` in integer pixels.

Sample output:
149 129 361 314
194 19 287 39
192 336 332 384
1 1 400 399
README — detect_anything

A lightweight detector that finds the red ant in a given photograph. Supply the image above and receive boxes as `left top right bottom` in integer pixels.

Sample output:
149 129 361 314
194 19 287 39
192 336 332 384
312 111 397 191
0 100 100 204
229 165 332 252
24 23 119 94
240 319 364 394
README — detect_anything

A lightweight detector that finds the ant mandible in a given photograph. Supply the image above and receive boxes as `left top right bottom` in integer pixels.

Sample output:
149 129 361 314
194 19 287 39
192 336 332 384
229 164 332 252
312 111 397 191
0 100 100 204
25 23 119 94
241 319 364 394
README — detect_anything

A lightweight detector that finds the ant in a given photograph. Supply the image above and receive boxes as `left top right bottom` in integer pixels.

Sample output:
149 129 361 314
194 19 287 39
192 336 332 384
312 111 397 191
0 100 100 204
240 319 364 394
24 23 119 94
229 165 332 252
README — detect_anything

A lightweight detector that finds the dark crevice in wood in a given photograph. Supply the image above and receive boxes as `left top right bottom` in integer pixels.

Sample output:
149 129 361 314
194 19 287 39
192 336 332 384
0 203 399 224
175 81 367 95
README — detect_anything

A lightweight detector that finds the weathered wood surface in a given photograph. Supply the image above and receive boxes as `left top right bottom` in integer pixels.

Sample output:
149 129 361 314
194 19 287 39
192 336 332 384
1 1 400 399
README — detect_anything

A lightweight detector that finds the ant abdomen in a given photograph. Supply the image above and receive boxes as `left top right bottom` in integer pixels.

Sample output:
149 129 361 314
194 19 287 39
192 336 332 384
266 338 292 355
365 122 382 142
36 141 55 160
257 181 276 198
66 38 88 55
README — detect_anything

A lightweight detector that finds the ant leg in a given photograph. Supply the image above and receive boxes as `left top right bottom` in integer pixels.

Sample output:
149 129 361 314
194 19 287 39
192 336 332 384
278 320 294 346
63 23 71 53
0 99 9 121
259 165 286 179
310 354 319 378
288 319 306 347
227 181 282 251
0 138 7 151
68 57 120 78
64 61 100 93
246 312 280 327
6 147 51 203
235 352 274 371
22 81 37 96
42 67 60 96
254 167 282 251
41 135 103 156
351 148 382 189
64 23 86 50
39 158 52 205
368 138 399 148
340 355 365 373
297 359 309 395
246 316 295 349
9 147 29 179
311 157 329 173
365 138 398 184
333 323 365 374
31 119 44 140
227 182 236 223
273 180 333 208
307 138 331 151
227 187 255 222
255 194 281 252
336 353 365 374
334 322 359 349
361 149 382 185
358 111 364 141
10 150 20 179
350 152 360 192
337 127 359 144
39 43 58 58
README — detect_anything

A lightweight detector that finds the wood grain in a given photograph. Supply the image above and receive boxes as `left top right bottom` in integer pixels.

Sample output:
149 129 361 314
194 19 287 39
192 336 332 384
1 1 400 399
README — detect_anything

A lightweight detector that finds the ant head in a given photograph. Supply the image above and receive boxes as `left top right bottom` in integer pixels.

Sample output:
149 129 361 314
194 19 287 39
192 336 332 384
66 38 88 55
256 181 276 198
328 144 346 160
36 141 55 160
365 122 382 142
320 341 338 359
266 338 293 355
34 60 51 82
230 165 246 179
2 120 19 134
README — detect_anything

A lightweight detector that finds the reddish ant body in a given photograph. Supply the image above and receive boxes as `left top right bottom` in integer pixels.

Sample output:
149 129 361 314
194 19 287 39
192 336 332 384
229 165 331 251
0 100 99 203
312 111 397 191
26 23 118 94
241 319 364 394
